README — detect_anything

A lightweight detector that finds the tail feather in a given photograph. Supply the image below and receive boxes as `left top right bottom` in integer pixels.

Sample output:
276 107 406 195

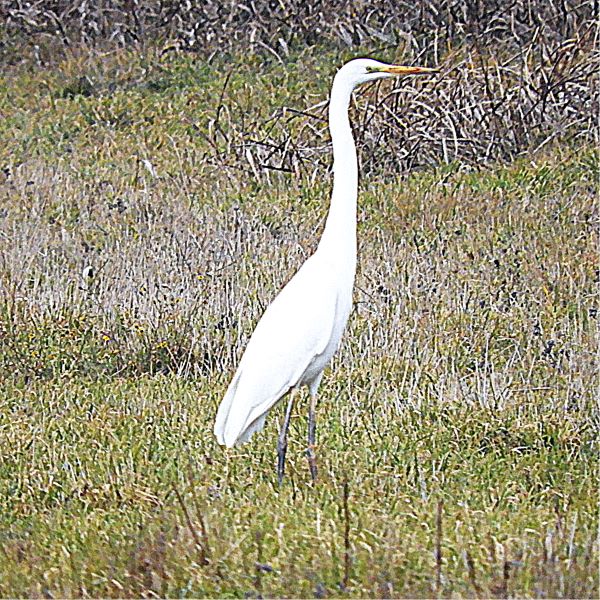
214 368 273 447
213 370 242 446
214 366 290 447
235 413 268 446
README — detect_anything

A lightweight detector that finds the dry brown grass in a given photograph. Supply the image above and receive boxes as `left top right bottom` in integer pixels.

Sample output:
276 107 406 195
1 0 596 60
0 31 597 378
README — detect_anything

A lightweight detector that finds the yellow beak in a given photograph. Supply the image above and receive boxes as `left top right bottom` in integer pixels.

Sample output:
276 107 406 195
372 65 439 75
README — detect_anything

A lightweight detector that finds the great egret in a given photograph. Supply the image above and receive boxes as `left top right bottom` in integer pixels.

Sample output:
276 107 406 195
214 58 437 483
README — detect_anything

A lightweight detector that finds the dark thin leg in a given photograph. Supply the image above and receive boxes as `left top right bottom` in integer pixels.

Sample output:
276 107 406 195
307 393 318 482
277 391 295 486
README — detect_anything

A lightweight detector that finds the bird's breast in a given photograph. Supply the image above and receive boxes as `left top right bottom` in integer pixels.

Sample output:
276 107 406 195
298 284 353 388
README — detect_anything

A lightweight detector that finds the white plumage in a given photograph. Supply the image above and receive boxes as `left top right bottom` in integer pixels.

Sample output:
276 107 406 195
214 253 346 447
213 58 437 481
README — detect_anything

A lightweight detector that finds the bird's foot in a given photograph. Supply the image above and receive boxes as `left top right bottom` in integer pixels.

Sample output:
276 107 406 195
306 444 318 482
277 441 288 486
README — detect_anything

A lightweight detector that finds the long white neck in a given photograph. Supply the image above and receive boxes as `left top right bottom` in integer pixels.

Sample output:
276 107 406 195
316 74 358 268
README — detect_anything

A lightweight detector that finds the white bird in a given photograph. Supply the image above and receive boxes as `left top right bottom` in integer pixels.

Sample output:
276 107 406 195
214 58 437 483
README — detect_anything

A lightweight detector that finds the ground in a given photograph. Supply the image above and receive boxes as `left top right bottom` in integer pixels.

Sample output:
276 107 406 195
0 42 597 598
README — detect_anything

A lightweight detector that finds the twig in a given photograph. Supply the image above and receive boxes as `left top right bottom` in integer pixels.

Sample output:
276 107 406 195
342 477 351 590
173 486 208 566
435 499 443 592
465 549 482 595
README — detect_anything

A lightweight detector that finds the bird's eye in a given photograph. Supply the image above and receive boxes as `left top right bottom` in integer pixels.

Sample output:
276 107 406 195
366 66 378 73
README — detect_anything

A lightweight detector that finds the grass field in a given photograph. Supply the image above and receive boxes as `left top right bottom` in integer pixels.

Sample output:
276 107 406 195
0 34 598 599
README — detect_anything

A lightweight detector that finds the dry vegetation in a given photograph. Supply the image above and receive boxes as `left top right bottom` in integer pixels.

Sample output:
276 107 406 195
2 0 598 173
0 0 598 598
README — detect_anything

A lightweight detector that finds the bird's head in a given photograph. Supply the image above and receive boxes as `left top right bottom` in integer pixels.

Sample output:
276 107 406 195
336 58 438 88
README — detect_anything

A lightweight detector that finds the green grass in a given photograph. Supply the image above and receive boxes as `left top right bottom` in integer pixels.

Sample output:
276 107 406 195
0 374 596 597
0 43 598 597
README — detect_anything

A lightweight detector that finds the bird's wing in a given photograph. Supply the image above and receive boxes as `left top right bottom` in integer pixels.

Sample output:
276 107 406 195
214 256 338 447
